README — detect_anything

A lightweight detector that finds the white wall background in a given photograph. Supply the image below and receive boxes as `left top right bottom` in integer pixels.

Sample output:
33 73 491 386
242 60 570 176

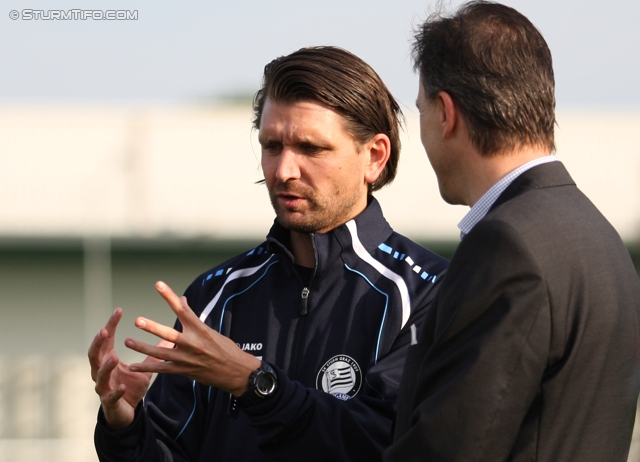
1 103 638 243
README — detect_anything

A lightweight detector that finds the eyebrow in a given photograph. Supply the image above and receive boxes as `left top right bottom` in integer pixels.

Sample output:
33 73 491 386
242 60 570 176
258 131 324 145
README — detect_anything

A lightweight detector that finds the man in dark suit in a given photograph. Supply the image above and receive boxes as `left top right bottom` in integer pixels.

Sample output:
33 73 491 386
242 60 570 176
385 2 640 461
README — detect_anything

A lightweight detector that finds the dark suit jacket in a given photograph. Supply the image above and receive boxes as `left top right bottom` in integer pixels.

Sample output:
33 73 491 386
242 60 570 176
385 162 640 461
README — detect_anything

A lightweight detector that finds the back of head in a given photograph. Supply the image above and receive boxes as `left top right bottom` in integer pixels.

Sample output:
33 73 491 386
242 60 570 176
412 1 556 155
253 46 403 191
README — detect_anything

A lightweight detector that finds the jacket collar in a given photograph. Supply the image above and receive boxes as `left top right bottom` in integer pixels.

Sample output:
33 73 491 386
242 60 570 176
265 196 393 265
490 161 576 212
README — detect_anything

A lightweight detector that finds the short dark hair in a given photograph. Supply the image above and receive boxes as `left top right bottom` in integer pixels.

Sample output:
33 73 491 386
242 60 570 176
412 1 556 155
253 46 403 191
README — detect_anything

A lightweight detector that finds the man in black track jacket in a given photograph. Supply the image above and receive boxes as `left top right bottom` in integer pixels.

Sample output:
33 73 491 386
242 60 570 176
89 46 448 462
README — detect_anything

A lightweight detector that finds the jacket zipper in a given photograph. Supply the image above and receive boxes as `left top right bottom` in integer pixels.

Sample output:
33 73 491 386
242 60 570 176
300 287 310 315
290 234 318 379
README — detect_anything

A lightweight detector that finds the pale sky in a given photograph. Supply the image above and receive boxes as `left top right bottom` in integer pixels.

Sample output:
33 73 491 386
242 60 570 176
1 0 639 108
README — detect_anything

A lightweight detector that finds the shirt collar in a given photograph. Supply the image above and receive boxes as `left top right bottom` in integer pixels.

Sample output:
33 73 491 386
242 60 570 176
458 156 558 239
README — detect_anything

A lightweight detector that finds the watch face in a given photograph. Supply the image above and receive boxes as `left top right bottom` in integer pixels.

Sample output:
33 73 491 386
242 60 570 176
255 370 277 396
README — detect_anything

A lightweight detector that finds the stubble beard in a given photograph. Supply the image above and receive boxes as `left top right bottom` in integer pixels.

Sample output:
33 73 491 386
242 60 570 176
269 182 360 234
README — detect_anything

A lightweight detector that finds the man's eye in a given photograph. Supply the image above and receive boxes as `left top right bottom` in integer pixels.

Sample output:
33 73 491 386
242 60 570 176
263 144 281 154
301 144 321 154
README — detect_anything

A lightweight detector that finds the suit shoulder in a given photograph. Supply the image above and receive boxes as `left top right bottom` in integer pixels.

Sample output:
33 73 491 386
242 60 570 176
454 218 539 274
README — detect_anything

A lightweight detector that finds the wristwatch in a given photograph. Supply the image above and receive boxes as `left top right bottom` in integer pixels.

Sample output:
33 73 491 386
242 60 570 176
237 361 278 407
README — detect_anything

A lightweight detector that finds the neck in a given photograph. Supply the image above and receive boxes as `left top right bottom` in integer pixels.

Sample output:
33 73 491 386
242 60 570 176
466 147 551 207
290 231 315 268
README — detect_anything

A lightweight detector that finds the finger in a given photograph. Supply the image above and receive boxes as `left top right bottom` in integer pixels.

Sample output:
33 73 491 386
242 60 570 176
155 281 198 323
155 281 183 312
88 328 108 368
104 307 123 337
134 317 181 344
157 339 175 349
129 359 175 375
101 383 126 408
125 337 176 362
89 329 119 381
88 309 123 361
94 355 118 391
141 339 175 365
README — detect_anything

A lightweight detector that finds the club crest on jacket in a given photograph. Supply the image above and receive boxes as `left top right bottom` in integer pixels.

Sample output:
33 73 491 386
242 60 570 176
316 355 362 400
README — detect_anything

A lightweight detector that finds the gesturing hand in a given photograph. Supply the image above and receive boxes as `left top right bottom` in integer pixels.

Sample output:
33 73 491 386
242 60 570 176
125 281 261 397
88 308 172 430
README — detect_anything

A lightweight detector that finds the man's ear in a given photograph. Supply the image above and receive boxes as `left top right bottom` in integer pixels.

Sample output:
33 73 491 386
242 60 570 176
363 133 391 185
436 91 458 139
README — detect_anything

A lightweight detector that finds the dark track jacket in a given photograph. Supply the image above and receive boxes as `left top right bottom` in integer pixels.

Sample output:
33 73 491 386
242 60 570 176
95 198 448 462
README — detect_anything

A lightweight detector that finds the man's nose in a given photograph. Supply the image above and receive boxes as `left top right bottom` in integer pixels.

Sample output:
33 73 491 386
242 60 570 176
275 148 302 182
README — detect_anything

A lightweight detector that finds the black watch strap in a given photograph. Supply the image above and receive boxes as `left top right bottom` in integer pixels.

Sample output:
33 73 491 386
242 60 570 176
236 361 278 407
